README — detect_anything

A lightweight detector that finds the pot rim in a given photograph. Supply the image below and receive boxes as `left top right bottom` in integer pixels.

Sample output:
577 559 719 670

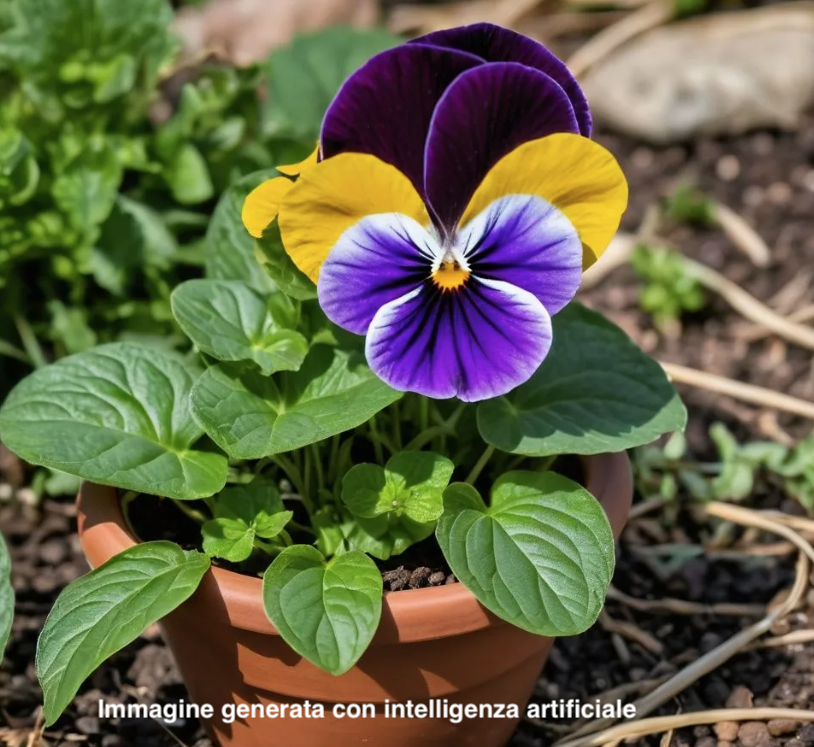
77 451 632 645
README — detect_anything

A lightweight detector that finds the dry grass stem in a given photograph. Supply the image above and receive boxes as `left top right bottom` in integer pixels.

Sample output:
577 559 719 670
557 708 814 747
661 362 814 420
606 585 765 616
581 233 637 289
753 629 814 648
681 256 814 351
566 0 674 78
599 611 665 654
628 496 670 520
714 203 771 267
556 505 813 747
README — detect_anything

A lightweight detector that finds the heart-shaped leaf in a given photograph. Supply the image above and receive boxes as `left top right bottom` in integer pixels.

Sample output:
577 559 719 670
262 545 382 675
342 451 454 522
0 343 228 499
257 225 317 301
190 345 401 458
436 471 615 636
204 169 276 292
477 303 687 456
171 279 308 375
0 532 13 661
202 479 293 562
37 542 210 726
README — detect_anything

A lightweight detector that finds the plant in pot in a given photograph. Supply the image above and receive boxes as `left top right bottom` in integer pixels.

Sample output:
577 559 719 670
0 22 686 747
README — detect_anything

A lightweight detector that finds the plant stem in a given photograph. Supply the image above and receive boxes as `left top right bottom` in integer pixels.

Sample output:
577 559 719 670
14 316 46 369
0 337 30 365
392 401 403 451
171 498 209 525
368 416 385 464
271 454 312 515
310 443 325 496
465 445 496 485
419 397 429 433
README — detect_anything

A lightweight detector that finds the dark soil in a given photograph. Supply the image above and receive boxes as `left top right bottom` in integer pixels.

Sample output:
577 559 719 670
2 65 814 747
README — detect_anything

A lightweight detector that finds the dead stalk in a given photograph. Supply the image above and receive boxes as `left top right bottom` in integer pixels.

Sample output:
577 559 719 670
681 256 814 351
566 0 674 78
606 586 764 617
557 709 814 747
661 362 814 420
714 203 771 267
555 504 813 747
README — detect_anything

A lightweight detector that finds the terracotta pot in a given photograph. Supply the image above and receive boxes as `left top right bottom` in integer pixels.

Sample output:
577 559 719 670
77 452 632 747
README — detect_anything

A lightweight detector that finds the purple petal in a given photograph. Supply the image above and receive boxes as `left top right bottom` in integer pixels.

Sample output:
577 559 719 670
412 23 591 137
460 194 582 315
320 44 482 197
366 279 552 402
425 63 579 230
317 213 437 335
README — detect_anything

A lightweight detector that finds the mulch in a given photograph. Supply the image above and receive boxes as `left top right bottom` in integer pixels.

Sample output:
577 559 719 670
1 108 813 747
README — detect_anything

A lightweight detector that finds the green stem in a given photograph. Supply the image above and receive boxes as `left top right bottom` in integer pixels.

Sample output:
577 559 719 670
419 397 429 433
405 425 454 451
392 401 403 451
271 454 312 515
289 520 316 537
368 416 385 464
14 316 46 369
0 337 30 365
465 445 496 485
310 443 325 497
171 498 209 525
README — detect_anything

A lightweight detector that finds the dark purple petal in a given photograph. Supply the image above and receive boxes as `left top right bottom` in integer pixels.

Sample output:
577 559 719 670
317 213 436 335
320 44 482 197
412 23 591 137
460 194 582 315
366 279 552 402
425 62 578 230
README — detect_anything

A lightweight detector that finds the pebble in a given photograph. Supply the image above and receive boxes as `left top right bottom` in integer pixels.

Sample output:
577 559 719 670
39 539 67 565
101 736 124 747
766 181 793 205
714 722 739 741
742 185 765 208
786 740 805 747
718 741 733 747
428 571 446 585
768 719 800 737
696 737 717 747
738 721 777 747
716 155 741 181
726 685 754 709
75 716 101 734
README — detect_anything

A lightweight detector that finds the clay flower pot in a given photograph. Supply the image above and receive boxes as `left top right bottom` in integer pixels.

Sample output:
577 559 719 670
77 452 633 747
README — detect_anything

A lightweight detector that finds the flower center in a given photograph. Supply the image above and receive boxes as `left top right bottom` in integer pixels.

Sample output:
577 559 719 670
432 260 470 292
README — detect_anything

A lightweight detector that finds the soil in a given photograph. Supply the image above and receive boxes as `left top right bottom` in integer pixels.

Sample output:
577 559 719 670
2 52 814 747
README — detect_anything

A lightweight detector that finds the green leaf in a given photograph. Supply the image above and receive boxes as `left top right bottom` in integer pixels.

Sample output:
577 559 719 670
343 451 454 521
190 345 401 458
36 541 209 726
0 343 228 499
342 513 433 562
264 28 402 139
52 145 123 241
0 532 13 661
205 169 276 292
257 225 317 301
202 479 293 562
262 546 382 675
165 143 214 205
436 471 615 636
172 279 308 375
477 303 687 456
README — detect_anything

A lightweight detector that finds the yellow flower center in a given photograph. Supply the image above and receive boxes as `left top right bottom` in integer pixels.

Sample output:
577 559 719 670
432 261 470 292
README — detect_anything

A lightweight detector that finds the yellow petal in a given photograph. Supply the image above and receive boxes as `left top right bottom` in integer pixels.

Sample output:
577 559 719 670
278 153 429 282
275 143 320 177
461 133 628 270
242 177 294 239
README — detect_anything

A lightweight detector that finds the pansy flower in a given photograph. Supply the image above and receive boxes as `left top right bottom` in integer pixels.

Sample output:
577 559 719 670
243 23 628 402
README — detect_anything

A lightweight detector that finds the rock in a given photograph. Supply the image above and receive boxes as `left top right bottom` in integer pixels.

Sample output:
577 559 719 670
582 4 814 144
714 722 739 741
768 720 800 737
738 721 777 747
696 737 716 747
75 716 101 734
726 685 754 709
786 740 805 747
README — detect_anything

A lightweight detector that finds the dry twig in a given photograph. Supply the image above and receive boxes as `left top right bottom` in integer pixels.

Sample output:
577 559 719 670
661 362 814 420
566 0 674 78
606 586 764 617
713 203 771 267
